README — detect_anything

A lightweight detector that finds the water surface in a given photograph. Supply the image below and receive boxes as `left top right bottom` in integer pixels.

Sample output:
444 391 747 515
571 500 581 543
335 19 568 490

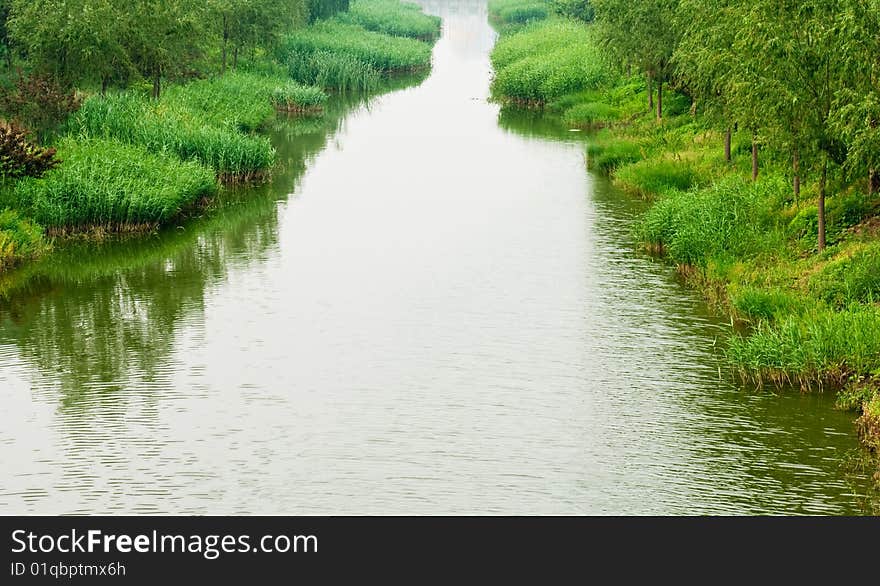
0 0 873 514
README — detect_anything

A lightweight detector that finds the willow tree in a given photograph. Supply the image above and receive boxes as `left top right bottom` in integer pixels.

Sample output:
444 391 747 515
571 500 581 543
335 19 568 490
593 0 681 119
211 0 308 73
8 0 133 92
125 0 208 99
831 0 880 197
736 0 848 251
674 0 739 163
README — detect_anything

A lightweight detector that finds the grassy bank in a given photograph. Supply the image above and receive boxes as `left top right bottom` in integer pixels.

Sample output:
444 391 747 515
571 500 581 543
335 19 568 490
277 3 439 93
490 10 880 472
0 0 439 264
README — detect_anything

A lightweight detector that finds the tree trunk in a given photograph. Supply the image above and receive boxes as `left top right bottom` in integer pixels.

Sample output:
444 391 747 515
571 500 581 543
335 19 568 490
647 73 653 112
222 15 228 74
233 46 239 70
870 168 879 196
751 134 759 181
101 76 109 97
818 156 827 253
724 127 731 163
656 81 663 120
792 147 800 205
152 66 161 100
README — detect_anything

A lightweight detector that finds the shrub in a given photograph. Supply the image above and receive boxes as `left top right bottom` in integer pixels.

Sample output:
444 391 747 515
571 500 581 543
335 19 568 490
11 137 217 230
0 72 80 140
0 124 60 179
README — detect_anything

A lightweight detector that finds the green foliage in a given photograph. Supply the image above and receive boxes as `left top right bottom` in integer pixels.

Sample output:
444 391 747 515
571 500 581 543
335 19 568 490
279 21 433 73
615 158 704 196
308 0 350 22
488 0 550 25
336 0 441 39
550 0 593 22
72 92 276 181
8 137 216 229
788 193 874 247
285 49 380 92
490 20 611 103
637 176 781 267
811 244 880 307
7 0 135 89
836 383 877 412
211 0 309 72
0 208 45 270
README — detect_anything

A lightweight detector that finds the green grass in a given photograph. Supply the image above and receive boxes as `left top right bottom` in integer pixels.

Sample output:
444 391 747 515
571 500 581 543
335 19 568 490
270 82 329 112
72 93 276 182
810 243 880 307
279 21 433 73
615 158 707 197
727 306 880 387
0 208 46 270
286 50 381 93
6 137 217 231
562 101 619 128
490 19 611 103
636 176 782 267
336 0 441 40
587 138 644 172
488 0 550 25
162 73 278 132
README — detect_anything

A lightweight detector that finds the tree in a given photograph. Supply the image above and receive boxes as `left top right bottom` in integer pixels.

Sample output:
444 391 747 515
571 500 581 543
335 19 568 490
735 0 848 251
210 0 308 73
674 0 740 163
593 0 681 119
831 0 880 197
125 0 208 98
8 0 133 92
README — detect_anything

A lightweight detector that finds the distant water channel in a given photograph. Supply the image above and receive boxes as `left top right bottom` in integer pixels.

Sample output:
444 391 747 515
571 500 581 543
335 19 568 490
0 0 874 514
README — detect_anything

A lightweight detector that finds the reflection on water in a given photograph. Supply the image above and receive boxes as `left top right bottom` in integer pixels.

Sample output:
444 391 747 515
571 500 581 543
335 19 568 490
0 0 875 514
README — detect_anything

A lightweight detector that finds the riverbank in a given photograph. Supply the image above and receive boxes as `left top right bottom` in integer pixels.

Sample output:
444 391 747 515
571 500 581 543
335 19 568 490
488 5 880 477
0 0 440 272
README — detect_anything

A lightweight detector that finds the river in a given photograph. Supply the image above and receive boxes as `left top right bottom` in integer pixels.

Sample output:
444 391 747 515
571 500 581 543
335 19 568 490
0 0 874 515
